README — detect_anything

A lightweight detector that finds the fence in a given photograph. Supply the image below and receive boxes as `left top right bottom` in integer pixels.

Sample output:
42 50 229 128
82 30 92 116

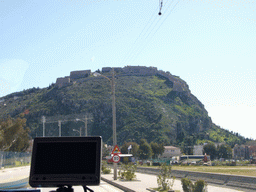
0 151 31 168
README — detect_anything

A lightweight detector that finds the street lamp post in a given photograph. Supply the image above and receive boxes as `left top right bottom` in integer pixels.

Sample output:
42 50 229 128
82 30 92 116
58 120 61 137
93 68 117 180
73 128 82 136
41 117 68 137
76 116 89 136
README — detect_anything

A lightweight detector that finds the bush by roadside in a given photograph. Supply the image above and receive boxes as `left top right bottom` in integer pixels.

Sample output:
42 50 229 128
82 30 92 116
119 163 137 181
156 163 175 191
102 161 111 174
181 178 207 192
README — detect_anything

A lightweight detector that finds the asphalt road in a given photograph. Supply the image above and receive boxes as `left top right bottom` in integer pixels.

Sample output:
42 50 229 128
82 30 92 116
39 182 123 192
1 166 249 192
0 166 123 192
0 166 30 183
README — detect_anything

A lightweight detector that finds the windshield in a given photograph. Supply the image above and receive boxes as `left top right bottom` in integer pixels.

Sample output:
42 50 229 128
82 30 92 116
0 0 255 191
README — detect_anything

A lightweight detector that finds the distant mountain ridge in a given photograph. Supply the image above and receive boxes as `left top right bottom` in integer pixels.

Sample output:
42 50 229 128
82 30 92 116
0 66 247 147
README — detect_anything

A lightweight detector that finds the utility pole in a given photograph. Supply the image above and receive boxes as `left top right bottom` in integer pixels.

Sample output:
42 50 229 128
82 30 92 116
92 68 117 180
111 68 117 180
41 117 68 137
42 116 46 137
85 115 88 137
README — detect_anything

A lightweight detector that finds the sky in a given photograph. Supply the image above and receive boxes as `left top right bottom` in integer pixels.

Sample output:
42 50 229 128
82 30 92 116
0 0 255 139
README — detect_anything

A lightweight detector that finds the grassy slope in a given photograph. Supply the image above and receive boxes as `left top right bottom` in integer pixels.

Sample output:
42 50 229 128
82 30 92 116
172 165 256 177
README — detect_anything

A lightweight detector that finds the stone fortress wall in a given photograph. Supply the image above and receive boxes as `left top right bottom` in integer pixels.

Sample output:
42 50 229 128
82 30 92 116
55 66 189 93
55 70 91 88
56 76 71 88
70 70 91 79
102 66 157 75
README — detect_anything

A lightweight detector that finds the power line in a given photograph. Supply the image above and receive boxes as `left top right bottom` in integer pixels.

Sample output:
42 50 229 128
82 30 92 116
119 6 159 66
121 0 174 66
123 0 180 66
120 0 174 66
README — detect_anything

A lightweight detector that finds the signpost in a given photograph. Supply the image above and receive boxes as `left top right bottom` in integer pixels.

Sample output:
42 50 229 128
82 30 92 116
112 145 121 155
112 154 121 163
111 145 121 180
111 145 121 163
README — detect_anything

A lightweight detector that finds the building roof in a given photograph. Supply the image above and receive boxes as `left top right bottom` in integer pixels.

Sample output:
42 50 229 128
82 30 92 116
164 146 179 150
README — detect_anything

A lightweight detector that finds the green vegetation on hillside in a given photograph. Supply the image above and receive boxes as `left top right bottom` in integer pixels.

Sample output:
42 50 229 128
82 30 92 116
0 72 249 147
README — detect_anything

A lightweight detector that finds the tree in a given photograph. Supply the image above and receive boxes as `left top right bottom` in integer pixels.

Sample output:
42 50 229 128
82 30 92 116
121 142 139 158
0 115 31 152
203 143 217 160
217 144 232 159
150 142 165 159
157 163 175 191
181 136 195 155
138 139 152 160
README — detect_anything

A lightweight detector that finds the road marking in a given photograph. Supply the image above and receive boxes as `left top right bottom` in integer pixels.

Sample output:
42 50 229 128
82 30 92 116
100 184 123 192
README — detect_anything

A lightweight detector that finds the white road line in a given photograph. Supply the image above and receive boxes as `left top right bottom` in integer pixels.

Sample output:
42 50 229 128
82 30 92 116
87 181 124 192
100 183 123 192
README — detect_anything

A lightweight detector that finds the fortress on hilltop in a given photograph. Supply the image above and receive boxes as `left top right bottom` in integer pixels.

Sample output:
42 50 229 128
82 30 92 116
55 66 189 93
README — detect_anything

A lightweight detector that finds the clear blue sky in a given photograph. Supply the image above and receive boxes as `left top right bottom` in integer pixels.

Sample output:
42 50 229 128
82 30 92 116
1 0 255 139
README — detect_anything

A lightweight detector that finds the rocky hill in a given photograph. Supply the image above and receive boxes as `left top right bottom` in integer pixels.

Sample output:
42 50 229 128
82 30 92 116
0 66 247 146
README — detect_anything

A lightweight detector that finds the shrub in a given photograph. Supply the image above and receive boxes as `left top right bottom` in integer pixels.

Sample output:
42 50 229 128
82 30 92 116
119 163 137 181
181 178 194 192
102 161 111 174
181 178 207 192
157 163 175 191
194 179 207 192
102 168 111 174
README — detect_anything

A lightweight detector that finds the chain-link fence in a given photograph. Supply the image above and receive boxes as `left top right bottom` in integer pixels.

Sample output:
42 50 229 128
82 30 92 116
0 151 31 168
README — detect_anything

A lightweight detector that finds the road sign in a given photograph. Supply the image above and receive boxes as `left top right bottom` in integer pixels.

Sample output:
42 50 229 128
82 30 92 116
111 145 121 154
112 154 121 163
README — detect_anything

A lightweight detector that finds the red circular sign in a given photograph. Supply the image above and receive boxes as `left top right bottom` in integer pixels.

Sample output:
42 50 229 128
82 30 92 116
112 154 121 163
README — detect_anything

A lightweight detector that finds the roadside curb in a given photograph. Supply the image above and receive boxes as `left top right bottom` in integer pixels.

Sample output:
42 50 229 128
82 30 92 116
146 188 174 192
101 177 136 192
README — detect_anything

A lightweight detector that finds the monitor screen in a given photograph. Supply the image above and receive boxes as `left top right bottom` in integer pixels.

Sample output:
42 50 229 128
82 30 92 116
29 137 102 187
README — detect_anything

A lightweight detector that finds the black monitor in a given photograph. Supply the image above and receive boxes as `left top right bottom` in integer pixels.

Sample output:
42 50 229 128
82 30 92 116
29 137 102 188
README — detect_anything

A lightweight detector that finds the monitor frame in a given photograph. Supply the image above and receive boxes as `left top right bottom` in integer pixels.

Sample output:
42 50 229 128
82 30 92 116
29 136 102 187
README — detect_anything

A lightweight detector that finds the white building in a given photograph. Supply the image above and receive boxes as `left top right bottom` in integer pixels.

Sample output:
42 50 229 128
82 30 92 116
159 146 181 159
193 145 204 155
